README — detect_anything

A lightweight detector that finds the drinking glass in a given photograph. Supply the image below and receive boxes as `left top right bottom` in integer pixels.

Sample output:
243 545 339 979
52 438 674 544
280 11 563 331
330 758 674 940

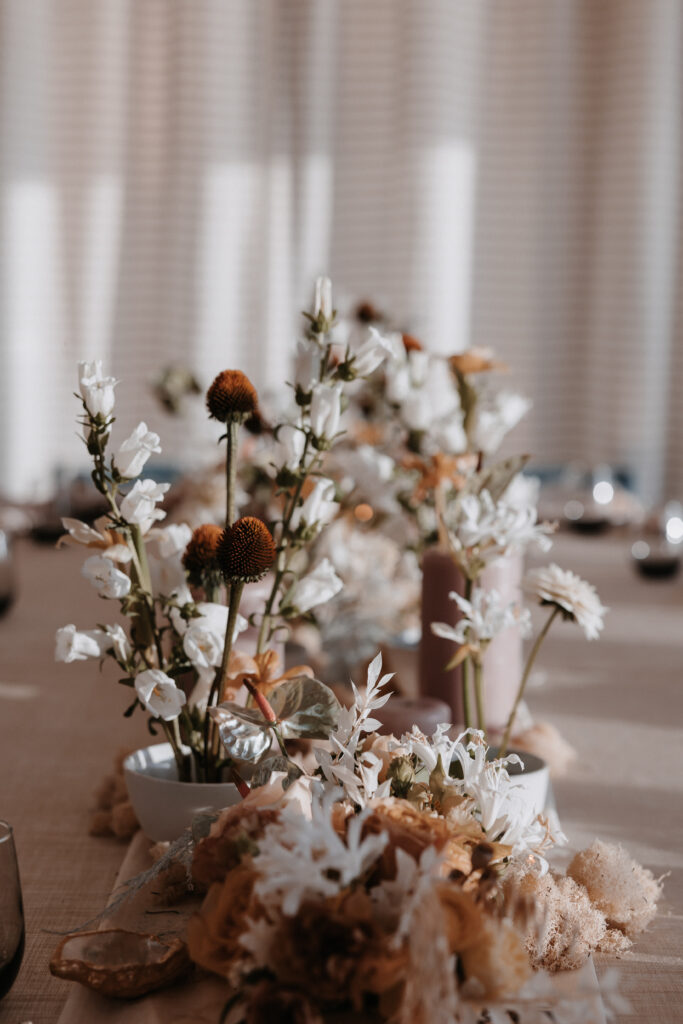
0 821 24 999
0 531 15 618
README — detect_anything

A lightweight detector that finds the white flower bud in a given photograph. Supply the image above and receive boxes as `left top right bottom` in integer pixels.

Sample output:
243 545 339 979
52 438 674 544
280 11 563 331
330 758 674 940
310 383 342 440
114 422 162 478
313 276 333 320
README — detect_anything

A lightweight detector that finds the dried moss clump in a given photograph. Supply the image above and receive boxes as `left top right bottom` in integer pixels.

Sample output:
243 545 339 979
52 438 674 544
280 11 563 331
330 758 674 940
568 840 662 939
506 869 607 972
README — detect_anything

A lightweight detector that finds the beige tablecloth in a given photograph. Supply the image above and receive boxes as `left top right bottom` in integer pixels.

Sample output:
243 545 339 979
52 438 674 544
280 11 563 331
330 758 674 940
0 532 681 1023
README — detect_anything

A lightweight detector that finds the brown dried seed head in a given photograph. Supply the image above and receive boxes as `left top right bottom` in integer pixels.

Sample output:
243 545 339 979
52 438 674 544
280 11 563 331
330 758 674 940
206 369 258 423
402 333 423 353
183 524 224 576
355 300 381 324
217 516 276 583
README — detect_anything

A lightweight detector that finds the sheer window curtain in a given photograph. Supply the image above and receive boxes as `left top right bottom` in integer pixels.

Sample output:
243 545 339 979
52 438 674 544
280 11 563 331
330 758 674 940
0 0 681 502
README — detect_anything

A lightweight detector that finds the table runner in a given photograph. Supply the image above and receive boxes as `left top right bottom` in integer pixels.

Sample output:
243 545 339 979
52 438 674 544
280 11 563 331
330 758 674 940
1 533 681 1022
54 832 607 1024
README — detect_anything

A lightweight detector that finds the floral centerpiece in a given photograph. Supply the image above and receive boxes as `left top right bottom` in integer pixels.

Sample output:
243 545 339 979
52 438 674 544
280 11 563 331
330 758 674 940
55 279 400 787
51 287 661 1019
167 658 658 1022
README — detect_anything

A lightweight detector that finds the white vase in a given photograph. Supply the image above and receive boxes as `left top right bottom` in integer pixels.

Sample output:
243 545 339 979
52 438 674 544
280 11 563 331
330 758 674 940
493 748 550 815
123 743 241 842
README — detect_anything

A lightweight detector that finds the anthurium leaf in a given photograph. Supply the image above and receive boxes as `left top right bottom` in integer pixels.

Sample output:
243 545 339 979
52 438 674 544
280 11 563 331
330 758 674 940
209 702 272 761
472 455 531 503
250 755 304 790
269 675 341 739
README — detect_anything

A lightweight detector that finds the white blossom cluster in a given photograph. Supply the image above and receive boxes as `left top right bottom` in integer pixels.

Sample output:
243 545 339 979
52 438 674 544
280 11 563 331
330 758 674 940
315 652 394 807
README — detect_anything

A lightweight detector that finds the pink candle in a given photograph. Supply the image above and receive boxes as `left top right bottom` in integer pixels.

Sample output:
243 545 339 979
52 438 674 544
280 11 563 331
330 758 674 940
418 549 523 728
480 553 523 727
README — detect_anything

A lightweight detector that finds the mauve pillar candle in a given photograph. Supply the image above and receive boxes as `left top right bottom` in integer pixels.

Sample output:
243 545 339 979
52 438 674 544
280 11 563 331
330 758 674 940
419 548 465 723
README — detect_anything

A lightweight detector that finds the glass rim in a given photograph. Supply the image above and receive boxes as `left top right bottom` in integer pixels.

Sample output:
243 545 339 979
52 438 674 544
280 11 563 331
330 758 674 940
0 819 14 843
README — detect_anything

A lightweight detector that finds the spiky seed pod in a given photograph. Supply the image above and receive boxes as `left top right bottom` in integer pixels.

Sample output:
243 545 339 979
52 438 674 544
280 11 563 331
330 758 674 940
182 524 223 581
217 516 276 583
402 333 423 353
206 369 258 423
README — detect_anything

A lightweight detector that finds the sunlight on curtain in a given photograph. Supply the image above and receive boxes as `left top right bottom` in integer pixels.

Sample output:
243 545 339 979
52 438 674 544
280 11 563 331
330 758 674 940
0 0 682 503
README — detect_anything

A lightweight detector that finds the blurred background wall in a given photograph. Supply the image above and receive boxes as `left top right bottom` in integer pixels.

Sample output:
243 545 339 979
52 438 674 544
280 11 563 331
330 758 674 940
1 0 682 502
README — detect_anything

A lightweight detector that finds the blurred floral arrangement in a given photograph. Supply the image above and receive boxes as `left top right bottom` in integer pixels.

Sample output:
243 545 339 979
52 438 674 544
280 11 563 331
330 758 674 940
52 283 661 1019
171 656 658 1023
430 479 608 750
55 279 402 784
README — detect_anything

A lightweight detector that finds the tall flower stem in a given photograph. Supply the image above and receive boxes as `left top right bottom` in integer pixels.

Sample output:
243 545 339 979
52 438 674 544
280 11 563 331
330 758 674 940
473 658 486 735
204 416 242 777
256 436 314 654
225 420 239 528
203 578 245 778
129 523 163 665
218 580 245 703
499 605 559 756
461 577 474 731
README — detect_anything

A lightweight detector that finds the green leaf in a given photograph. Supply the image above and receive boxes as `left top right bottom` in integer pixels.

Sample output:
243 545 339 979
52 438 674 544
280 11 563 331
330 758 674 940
269 676 341 739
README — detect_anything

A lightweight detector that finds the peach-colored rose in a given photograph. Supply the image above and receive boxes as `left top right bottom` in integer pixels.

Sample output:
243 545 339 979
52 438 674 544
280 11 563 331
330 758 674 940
186 864 259 979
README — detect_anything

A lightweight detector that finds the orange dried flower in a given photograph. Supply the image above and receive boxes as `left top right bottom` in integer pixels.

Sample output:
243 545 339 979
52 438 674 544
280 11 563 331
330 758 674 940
206 369 258 423
223 648 314 699
401 452 478 504
448 348 507 376
217 516 276 582
187 864 259 978
182 524 223 578
402 333 423 353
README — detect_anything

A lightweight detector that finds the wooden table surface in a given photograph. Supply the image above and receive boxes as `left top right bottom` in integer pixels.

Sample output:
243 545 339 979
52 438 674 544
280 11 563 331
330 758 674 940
0 531 681 1023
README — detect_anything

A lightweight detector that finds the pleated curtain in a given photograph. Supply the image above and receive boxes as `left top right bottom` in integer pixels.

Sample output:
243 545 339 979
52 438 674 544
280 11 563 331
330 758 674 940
0 0 681 502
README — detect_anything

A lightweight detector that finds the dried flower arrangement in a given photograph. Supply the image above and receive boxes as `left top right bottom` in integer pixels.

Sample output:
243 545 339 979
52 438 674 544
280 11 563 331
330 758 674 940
55 279 401 784
168 657 659 1023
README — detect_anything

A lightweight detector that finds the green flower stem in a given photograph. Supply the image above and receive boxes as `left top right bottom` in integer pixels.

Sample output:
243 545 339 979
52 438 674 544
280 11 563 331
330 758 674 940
461 576 474 732
218 580 245 703
256 436 315 654
203 579 245 779
129 523 163 664
255 332 333 655
473 657 486 736
461 656 473 731
161 721 188 780
499 605 560 757
225 419 239 528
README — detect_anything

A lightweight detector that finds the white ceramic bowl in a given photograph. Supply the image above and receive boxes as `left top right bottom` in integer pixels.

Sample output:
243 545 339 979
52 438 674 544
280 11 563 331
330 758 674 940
123 743 241 842
501 749 550 815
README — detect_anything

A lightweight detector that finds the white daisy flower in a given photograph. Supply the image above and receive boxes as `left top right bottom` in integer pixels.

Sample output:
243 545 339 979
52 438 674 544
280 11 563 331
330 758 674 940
523 563 607 640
